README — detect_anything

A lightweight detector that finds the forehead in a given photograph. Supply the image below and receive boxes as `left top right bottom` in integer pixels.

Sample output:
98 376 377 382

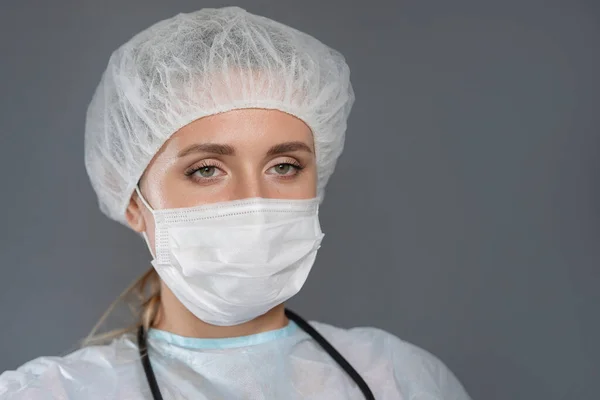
166 108 314 150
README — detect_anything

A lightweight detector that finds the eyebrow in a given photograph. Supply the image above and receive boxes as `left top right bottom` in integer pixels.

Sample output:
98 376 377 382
178 143 236 158
178 141 313 158
266 141 313 156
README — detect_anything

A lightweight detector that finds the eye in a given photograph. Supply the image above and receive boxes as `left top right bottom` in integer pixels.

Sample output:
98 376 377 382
196 166 219 178
184 161 226 181
267 162 303 176
273 164 293 175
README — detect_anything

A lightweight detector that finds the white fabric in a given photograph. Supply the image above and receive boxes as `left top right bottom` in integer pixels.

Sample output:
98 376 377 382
136 188 324 326
0 320 470 399
84 6 354 226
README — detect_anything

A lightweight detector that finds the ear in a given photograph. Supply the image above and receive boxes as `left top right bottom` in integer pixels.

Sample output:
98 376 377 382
125 191 147 233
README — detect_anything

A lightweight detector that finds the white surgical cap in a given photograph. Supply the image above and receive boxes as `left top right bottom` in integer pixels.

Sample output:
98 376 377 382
84 6 354 226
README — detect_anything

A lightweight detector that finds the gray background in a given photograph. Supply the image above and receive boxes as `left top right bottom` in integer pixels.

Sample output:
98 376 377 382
0 0 598 398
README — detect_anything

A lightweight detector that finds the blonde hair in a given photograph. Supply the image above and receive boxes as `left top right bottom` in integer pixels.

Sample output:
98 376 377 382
82 267 161 346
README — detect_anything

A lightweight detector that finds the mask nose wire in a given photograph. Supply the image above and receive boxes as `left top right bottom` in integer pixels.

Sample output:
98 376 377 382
135 185 157 259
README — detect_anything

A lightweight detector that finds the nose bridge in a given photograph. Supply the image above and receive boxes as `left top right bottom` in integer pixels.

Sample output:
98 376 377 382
234 167 266 200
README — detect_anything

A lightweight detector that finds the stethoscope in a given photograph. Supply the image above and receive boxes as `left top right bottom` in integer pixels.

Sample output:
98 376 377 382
138 309 375 400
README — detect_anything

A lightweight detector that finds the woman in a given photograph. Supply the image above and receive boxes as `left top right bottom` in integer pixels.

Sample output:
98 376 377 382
0 7 470 400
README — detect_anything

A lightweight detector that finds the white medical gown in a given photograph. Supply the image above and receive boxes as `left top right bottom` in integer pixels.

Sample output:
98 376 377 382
0 320 470 399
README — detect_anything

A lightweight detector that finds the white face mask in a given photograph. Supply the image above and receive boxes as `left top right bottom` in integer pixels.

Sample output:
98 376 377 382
135 187 324 326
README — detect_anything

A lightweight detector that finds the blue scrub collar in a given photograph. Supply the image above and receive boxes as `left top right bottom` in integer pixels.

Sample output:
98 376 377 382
147 320 298 350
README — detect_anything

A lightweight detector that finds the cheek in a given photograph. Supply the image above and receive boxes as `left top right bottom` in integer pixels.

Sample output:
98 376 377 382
144 177 176 209
306 166 318 196
142 156 188 209
278 167 317 199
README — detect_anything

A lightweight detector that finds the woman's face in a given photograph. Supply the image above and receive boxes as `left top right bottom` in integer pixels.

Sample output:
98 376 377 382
126 108 317 247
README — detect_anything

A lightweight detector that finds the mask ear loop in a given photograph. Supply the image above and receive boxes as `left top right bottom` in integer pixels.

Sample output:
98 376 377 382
134 185 157 259
135 185 155 212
